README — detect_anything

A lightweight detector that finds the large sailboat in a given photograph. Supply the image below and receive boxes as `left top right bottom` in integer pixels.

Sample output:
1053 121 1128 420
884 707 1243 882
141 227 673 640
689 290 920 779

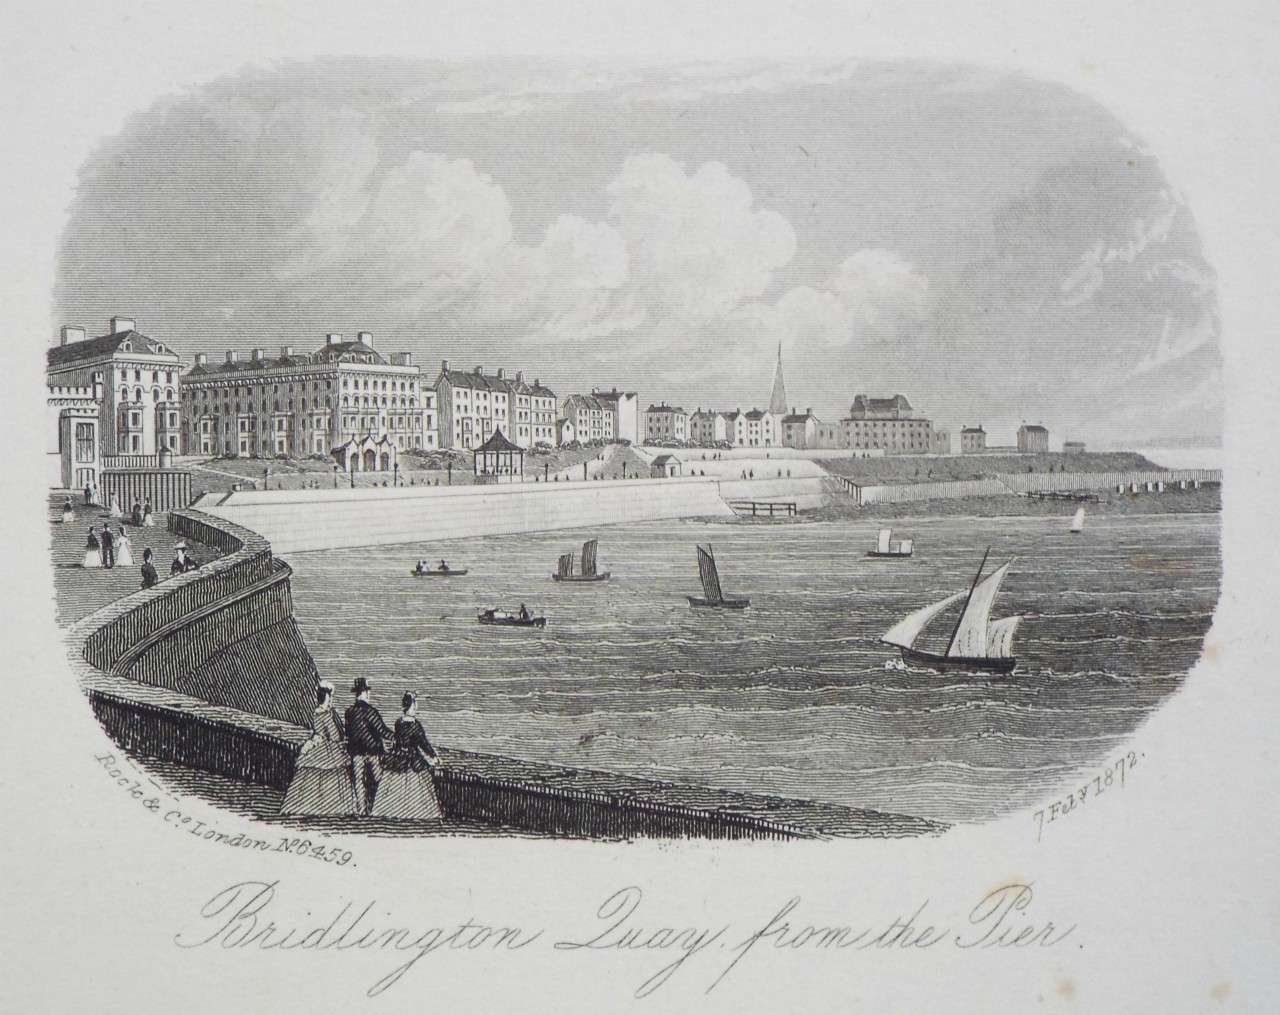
867 528 914 558
552 539 611 582
687 544 750 609
880 549 1021 674
1070 507 1086 533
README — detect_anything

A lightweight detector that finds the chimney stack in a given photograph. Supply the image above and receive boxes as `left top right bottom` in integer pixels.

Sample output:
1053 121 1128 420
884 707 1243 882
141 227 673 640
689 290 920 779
195 352 208 366
226 350 239 363
474 366 483 376
806 407 812 415
60 325 86 346
441 359 450 373
280 345 293 358
110 316 136 334
357 331 373 346
516 371 525 384
496 367 506 380
326 333 343 345
391 352 411 366
252 348 265 361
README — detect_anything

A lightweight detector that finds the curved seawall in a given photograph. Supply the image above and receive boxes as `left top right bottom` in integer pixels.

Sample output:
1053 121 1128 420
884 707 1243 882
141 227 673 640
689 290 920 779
66 508 941 839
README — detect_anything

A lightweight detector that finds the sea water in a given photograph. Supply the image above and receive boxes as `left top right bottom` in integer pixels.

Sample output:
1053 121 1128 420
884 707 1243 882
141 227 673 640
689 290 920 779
287 512 1220 824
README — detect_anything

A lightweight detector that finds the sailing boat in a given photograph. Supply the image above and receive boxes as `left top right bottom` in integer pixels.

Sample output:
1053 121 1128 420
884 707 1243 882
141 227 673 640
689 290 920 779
879 548 1021 674
867 528 914 558
1070 507 1086 533
687 544 750 609
552 538 611 582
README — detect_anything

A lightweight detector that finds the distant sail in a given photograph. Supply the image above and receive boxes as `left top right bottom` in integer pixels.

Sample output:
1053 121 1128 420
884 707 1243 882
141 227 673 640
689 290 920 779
1071 507 1086 532
581 539 598 577
697 545 723 603
557 553 574 578
880 590 966 650
985 616 1021 659
947 561 1012 658
877 528 892 554
898 539 914 555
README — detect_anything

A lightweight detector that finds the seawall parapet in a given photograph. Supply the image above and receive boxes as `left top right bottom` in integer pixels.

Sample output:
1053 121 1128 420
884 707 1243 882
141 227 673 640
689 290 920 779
194 477 735 554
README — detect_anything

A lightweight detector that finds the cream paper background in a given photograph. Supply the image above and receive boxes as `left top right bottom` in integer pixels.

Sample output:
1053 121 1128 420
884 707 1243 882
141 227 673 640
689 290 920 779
2 2 1278 1011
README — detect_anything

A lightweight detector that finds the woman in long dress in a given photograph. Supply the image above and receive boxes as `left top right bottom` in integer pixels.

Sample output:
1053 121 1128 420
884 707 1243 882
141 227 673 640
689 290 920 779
82 527 102 568
60 498 74 524
280 681 359 816
108 494 123 518
142 501 156 527
370 692 443 821
115 528 135 567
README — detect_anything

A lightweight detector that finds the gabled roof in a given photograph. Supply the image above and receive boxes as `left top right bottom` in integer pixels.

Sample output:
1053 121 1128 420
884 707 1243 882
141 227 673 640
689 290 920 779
475 429 522 453
1019 424 1049 433
531 382 556 398
650 454 678 466
961 426 986 434
439 368 509 393
849 394 913 415
782 412 817 423
313 340 386 365
646 404 686 414
47 330 180 368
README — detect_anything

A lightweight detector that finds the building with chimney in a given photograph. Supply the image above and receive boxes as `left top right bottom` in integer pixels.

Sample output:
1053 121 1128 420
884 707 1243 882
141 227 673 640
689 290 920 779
960 426 987 454
435 362 515 451
47 318 184 486
839 394 940 455
643 404 688 444
562 393 615 443
1017 424 1050 453
782 408 820 449
687 408 728 446
181 332 434 462
590 388 639 443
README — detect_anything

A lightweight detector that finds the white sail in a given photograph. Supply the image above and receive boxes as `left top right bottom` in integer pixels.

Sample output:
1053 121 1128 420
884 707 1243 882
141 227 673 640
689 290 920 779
1071 508 1085 532
898 539 914 554
985 616 1021 659
947 561 1012 658
877 528 892 553
880 590 966 649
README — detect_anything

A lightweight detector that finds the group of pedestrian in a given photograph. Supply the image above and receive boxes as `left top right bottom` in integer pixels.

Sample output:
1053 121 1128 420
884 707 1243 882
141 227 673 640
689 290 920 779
281 677 443 821
81 523 134 569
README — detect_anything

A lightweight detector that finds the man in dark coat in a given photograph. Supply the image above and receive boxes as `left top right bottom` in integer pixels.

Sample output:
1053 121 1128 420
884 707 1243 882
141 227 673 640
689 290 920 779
100 524 115 569
345 676 392 814
140 548 159 590
131 499 143 527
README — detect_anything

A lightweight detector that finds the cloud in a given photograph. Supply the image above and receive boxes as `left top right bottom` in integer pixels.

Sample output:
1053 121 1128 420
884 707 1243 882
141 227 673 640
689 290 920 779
831 249 931 327
606 154 796 325
1131 311 1217 376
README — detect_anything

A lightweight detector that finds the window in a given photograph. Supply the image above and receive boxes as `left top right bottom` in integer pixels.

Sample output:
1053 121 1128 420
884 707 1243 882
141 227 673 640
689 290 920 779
75 423 95 463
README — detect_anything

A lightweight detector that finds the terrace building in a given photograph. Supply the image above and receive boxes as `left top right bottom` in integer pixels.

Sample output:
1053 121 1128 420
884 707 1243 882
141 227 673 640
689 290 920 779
562 394 615 443
643 404 688 443
840 394 941 455
782 408 820 449
436 362 514 451
687 408 728 446
182 332 434 460
47 317 183 465
590 388 640 443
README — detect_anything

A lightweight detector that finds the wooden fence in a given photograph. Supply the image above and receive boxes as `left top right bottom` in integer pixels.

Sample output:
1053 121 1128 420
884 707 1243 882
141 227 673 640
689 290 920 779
100 468 192 512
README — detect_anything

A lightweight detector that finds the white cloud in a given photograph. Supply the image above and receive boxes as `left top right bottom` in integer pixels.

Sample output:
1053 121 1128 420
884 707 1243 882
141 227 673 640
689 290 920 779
831 249 930 326
1131 311 1217 376
606 154 796 325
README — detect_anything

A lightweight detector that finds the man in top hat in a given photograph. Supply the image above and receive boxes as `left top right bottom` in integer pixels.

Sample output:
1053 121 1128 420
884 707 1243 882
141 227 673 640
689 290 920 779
131 498 143 527
170 540 200 576
345 677 393 815
100 523 115 569
140 548 159 590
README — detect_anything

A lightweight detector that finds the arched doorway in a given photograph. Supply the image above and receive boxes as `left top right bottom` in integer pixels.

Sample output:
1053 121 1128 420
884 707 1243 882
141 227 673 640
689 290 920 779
363 448 376 472
380 452 391 471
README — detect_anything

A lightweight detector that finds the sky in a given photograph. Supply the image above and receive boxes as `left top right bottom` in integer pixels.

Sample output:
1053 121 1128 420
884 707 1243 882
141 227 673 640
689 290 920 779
53 57 1222 447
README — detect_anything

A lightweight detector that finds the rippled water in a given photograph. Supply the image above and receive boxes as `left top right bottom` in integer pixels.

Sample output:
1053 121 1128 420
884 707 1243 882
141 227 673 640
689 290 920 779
286 512 1219 824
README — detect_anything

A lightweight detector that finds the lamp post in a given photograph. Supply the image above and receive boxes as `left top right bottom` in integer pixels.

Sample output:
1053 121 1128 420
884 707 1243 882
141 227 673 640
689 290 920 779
332 464 338 489
394 462 400 487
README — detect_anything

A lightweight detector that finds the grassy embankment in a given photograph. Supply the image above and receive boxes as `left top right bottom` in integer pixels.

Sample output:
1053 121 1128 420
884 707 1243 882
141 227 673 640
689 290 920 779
817 450 1162 485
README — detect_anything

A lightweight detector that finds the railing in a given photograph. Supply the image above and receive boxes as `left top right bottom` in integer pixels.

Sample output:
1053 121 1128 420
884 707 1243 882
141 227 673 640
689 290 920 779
727 500 798 517
103 454 162 469
100 469 192 512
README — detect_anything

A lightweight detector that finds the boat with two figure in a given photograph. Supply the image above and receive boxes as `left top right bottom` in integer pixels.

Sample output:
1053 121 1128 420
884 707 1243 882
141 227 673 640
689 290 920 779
687 544 750 609
867 528 914 558
478 605 546 628
879 548 1022 675
411 559 469 577
1070 507 1086 534
552 538 610 583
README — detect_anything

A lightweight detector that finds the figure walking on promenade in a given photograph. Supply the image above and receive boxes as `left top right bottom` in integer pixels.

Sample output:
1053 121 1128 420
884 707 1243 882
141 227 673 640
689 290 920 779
170 540 199 576
116 527 135 567
82 527 102 569
100 524 115 569
131 499 143 527
60 498 74 524
345 676 392 815
370 691 443 821
139 548 158 590
281 681 359 816
142 500 155 527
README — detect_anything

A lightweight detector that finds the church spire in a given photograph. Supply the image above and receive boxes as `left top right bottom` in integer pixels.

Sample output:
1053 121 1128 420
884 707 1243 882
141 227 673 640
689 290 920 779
768 342 788 415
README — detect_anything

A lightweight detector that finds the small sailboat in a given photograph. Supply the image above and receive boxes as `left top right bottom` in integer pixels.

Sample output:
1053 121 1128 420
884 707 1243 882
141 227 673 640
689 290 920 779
552 539 611 582
867 528 914 558
478 606 546 628
1070 507 1086 534
880 548 1021 674
687 544 750 609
